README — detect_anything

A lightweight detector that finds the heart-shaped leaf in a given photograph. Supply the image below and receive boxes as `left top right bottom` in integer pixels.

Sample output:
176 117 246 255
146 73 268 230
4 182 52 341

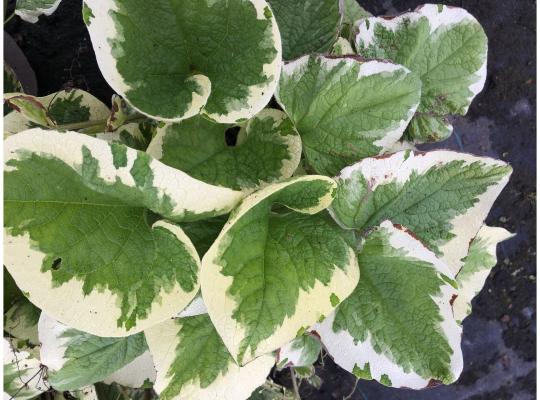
276 55 421 175
145 315 274 400
201 176 359 364
84 0 281 123
147 109 301 191
356 4 488 142
315 221 463 388
4 129 246 336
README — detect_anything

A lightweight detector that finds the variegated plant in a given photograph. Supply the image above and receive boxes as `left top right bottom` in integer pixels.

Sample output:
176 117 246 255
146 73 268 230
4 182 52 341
4 1 512 399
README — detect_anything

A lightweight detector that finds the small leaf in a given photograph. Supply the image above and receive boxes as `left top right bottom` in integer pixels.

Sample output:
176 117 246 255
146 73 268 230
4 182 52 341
331 37 355 56
276 55 421 175
315 221 463 388
356 4 488 142
147 109 301 191
276 333 322 369
145 315 274 400
454 225 514 323
39 313 155 391
4 64 23 115
330 150 511 273
15 0 62 23
4 338 48 400
84 0 281 123
4 129 245 336
4 93 55 128
340 0 371 41
4 89 110 137
201 176 360 364
4 297 40 346
267 0 341 60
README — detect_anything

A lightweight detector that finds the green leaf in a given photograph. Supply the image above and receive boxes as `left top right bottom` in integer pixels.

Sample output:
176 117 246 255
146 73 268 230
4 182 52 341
84 0 281 123
330 150 511 274
267 0 341 60
4 89 111 137
340 0 371 41
145 315 274 400
4 338 47 400
356 4 488 142
180 215 228 258
248 381 296 400
276 55 421 175
39 314 155 391
201 176 360 364
4 297 40 346
276 333 321 369
315 221 463 388
4 93 55 129
331 37 355 56
4 129 245 336
454 225 514 323
147 109 301 191
4 64 23 115
15 0 62 23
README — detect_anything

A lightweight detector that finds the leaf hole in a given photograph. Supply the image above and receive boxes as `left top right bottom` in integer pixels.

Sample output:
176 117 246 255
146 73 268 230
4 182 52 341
225 126 240 146
51 258 62 270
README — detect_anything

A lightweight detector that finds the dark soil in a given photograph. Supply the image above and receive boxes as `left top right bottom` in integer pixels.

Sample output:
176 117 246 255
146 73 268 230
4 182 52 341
5 0 536 399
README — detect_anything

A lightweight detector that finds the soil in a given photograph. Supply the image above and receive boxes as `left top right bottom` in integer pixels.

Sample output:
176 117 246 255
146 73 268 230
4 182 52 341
5 0 536 399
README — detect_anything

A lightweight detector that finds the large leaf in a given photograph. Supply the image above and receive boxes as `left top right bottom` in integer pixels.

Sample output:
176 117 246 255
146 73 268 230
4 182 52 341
356 4 488 142
145 315 274 400
330 150 511 274
3 338 47 400
315 221 463 388
84 0 281 123
3 129 244 336
147 109 301 191
38 313 155 391
454 225 514 323
267 0 341 60
201 176 360 364
276 55 421 175
4 89 111 137
14 0 62 23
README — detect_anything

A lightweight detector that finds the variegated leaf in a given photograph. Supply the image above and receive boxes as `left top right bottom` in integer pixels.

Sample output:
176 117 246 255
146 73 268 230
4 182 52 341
316 221 463 388
84 0 281 123
201 176 359 364
38 313 156 391
454 225 514 323
356 4 488 142
4 129 246 336
276 333 322 369
276 54 421 175
145 315 274 400
330 150 511 274
15 0 62 23
147 109 301 191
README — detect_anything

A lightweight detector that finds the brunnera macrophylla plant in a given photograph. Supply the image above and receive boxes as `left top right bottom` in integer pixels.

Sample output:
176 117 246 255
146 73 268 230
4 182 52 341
3 1 512 399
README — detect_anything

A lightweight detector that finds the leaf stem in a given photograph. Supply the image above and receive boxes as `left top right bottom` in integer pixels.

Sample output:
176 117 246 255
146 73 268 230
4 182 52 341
4 12 15 24
54 113 145 132
290 367 301 400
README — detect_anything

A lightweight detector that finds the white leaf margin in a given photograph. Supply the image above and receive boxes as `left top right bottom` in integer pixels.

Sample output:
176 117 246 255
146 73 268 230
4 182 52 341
314 221 463 389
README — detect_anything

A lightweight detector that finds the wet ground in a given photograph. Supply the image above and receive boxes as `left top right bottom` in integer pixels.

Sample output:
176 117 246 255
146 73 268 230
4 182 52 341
4 0 536 399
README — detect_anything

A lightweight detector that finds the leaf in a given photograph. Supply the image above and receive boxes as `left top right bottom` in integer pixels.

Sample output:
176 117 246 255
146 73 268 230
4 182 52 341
4 64 23 115
454 225 514 323
330 150 511 274
340 0 371 41
276 55 421 175
15 0 62 23
180 216 228 258
3 338 47 400
38 313 155 391
4 89 111 137
145 315 274 400
267 0 341 60
248 381 296 400
201 176 360 364
276 333 321 369
84 0 281 123
315 221 463 388
4 128 245 336
106 95 139 132
356 4 488 142
4 298 41 346
4 94 55 129
147 109 302 191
